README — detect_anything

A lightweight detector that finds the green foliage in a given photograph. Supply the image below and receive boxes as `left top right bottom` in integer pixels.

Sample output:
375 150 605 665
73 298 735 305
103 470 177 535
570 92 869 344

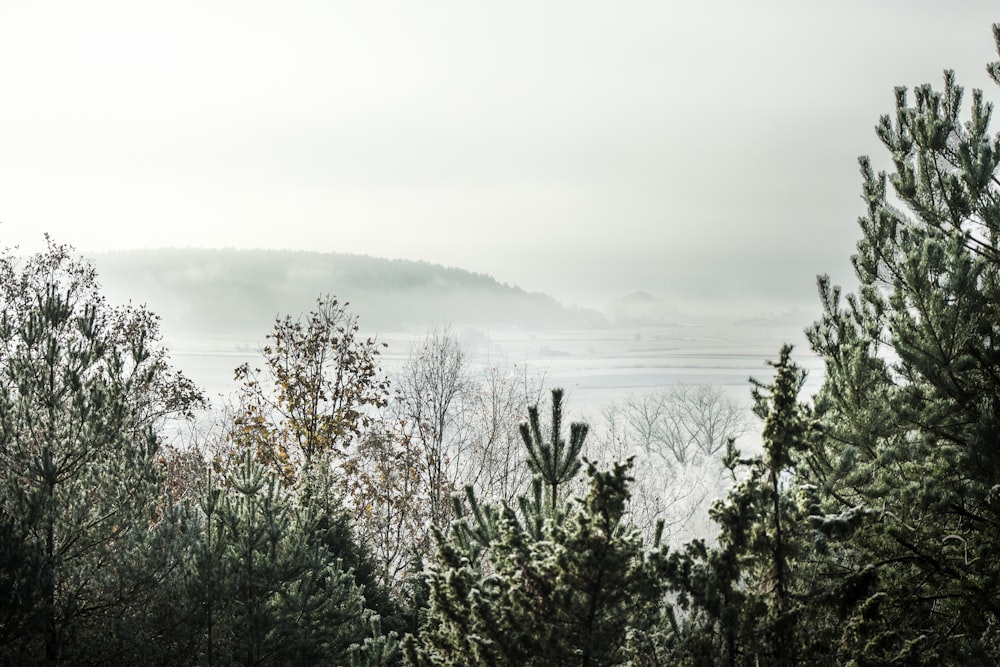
664 347 826 666
0 238 205 664
0 508 46 655
200 290 407 664
179 450 396 666
406 390 671 666
9 21 1000 663
226 294 415 628
520 388 588 512
802 25 1000 664
658 23 1000 666
0 243 401 665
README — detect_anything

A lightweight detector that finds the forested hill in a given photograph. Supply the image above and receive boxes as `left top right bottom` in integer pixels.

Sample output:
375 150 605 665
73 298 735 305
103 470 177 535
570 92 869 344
92 248 607 333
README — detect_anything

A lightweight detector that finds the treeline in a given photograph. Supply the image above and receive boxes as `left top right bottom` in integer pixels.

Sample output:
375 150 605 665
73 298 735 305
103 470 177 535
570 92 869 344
4 23 1000 666
92 248 607 333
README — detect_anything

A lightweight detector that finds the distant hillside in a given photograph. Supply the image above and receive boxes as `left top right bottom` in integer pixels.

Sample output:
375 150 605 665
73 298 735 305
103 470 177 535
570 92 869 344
92 248 607 334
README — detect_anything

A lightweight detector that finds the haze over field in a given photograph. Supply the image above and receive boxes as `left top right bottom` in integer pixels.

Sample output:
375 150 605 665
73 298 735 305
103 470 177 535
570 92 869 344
90 248 821 423
4 2 999 318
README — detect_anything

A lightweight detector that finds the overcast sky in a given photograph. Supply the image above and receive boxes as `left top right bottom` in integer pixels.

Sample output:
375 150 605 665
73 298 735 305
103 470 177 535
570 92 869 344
2 2 999 315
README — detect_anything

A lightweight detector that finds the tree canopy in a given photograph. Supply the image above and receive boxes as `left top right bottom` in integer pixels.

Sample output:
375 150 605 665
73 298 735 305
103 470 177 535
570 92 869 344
6 19 1000 667
662 21 1000 666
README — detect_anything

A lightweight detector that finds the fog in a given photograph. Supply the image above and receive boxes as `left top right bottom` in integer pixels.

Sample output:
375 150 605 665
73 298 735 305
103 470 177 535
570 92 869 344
4 2 1000 316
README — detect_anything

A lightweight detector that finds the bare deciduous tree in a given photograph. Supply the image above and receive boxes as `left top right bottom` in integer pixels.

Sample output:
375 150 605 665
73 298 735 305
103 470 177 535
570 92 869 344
461 360 543 506
591 384 750 544
394 327 471 532
624 384 748 465
394 329 544 533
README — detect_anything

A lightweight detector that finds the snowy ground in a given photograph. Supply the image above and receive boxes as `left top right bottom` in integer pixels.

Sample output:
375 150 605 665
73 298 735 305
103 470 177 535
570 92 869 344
165 321 824 416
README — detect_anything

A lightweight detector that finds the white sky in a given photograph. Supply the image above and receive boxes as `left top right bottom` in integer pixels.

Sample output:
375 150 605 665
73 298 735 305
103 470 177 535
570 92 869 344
2 1 999 314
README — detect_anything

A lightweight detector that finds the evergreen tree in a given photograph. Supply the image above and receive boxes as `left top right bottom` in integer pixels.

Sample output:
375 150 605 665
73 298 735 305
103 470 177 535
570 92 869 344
664 347 828 666
182 449 399 666
520 387 587 512
802 24 1000 664
0 507 46 657
0 238 205 663
405 389 671 666
664 23 1000 665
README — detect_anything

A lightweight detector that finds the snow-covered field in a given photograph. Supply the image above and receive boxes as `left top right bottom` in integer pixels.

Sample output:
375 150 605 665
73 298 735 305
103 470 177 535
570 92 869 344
165 321 824 416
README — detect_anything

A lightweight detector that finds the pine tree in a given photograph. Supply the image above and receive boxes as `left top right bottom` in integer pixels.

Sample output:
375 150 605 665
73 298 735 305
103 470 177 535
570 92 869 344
0 506 46 656
800 22 1000 664
664 347 827 666
405 389 671 666
182 448 398 666
0 238 205 663
520 388 587 512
